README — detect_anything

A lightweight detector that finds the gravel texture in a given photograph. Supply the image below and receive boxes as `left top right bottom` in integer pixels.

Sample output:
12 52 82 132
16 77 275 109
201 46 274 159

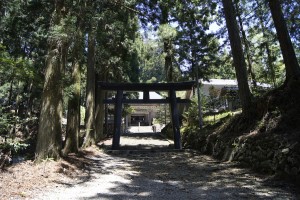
35 132 299 200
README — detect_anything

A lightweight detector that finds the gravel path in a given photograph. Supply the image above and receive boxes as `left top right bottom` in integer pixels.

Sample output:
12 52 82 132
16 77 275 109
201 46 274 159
36 132 298 200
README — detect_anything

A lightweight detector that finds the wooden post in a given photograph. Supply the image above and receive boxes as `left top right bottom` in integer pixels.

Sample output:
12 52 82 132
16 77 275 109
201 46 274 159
143 90 149 102
169 89 182 149
97 81 195 150
112 90 123 149
104 92 108 136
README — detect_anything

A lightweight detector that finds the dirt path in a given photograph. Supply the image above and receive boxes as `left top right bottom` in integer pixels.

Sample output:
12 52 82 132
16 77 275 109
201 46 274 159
34 133 298 200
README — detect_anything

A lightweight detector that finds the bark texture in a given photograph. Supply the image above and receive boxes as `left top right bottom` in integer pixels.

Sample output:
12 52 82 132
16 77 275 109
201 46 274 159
268 0 300 82
35 0 66 161
95 73 106 142
63 39 81 155
160 3 173 82
63 61 80 155
222 0 252 114
36 46 63 161
82 28 96 148
63 4 84 155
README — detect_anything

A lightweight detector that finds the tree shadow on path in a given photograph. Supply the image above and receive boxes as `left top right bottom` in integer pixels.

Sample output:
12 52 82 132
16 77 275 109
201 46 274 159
84 146 299 200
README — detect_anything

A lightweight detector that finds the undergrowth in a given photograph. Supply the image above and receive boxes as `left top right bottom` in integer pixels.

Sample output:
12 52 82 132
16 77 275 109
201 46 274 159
182 79 300 152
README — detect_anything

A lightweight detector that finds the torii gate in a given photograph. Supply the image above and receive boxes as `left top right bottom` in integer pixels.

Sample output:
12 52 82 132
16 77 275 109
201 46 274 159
98 81 195 150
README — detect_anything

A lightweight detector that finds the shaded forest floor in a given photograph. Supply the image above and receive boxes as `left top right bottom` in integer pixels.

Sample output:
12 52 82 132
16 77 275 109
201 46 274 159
0 147 101 199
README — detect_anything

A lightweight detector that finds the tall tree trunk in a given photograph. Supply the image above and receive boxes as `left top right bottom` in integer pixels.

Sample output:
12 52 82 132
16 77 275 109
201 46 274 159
36 46 64 160
95 73 106 142
8 76 14 106
14 81 21 115
222 0 252 114
268 0 300 83
82 27 96 148
195 63 203 129
164 40 173 82
191 44 203 128
26 81 34 116
16 82 28 117
35 0 65 161
235 0 257 87
63 59 81 155
159 3 173 82
63 21 83 155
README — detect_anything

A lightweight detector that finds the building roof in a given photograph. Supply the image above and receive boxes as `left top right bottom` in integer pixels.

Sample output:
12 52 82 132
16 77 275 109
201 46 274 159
201 79 238 86
138 91 163 100
200 79 271 97
201 79 271 88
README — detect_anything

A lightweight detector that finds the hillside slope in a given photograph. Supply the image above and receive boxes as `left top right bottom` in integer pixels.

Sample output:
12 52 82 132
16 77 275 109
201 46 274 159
182 79 300 184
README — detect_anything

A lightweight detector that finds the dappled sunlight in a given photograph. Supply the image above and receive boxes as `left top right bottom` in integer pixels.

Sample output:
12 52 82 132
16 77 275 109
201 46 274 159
95 150 296 200
34 135 297 199
100 132 173 151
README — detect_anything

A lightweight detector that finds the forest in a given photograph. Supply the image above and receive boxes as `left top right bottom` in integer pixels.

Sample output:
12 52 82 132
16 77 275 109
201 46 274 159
0 0 300 176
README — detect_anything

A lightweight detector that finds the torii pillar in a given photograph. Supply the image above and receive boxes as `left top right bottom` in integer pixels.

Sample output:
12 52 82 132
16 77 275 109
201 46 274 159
98 81 195 150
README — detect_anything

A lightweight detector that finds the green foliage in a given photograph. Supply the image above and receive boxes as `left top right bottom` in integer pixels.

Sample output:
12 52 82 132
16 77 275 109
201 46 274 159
0 44 38 112
182 97 203 129
181 91 233 132
153 104 170 125
231 0 287 87
204 86 223 112
211 50 236 79
0 111 11 135
96 7 140 83
174 0 220 80
122 105 135 117
203 111 233 124
0 0 50 117
136 37 166 83
49 15 77 43
0 109 35 157
158 24 177 40
0 141 29 154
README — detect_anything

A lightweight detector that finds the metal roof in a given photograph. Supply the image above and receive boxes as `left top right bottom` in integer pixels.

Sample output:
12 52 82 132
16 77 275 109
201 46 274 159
138 91 163 99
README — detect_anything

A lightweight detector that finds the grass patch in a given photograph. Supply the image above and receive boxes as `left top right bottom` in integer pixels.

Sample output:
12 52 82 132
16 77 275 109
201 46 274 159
203 110 241 124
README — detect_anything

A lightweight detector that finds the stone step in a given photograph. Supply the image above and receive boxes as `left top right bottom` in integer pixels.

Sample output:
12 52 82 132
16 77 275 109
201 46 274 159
127 126 154 133
104 148 184 155
127 125 164 133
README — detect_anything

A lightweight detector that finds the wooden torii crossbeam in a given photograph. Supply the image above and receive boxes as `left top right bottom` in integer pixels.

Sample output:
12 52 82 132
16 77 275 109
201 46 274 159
98 81 195 150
